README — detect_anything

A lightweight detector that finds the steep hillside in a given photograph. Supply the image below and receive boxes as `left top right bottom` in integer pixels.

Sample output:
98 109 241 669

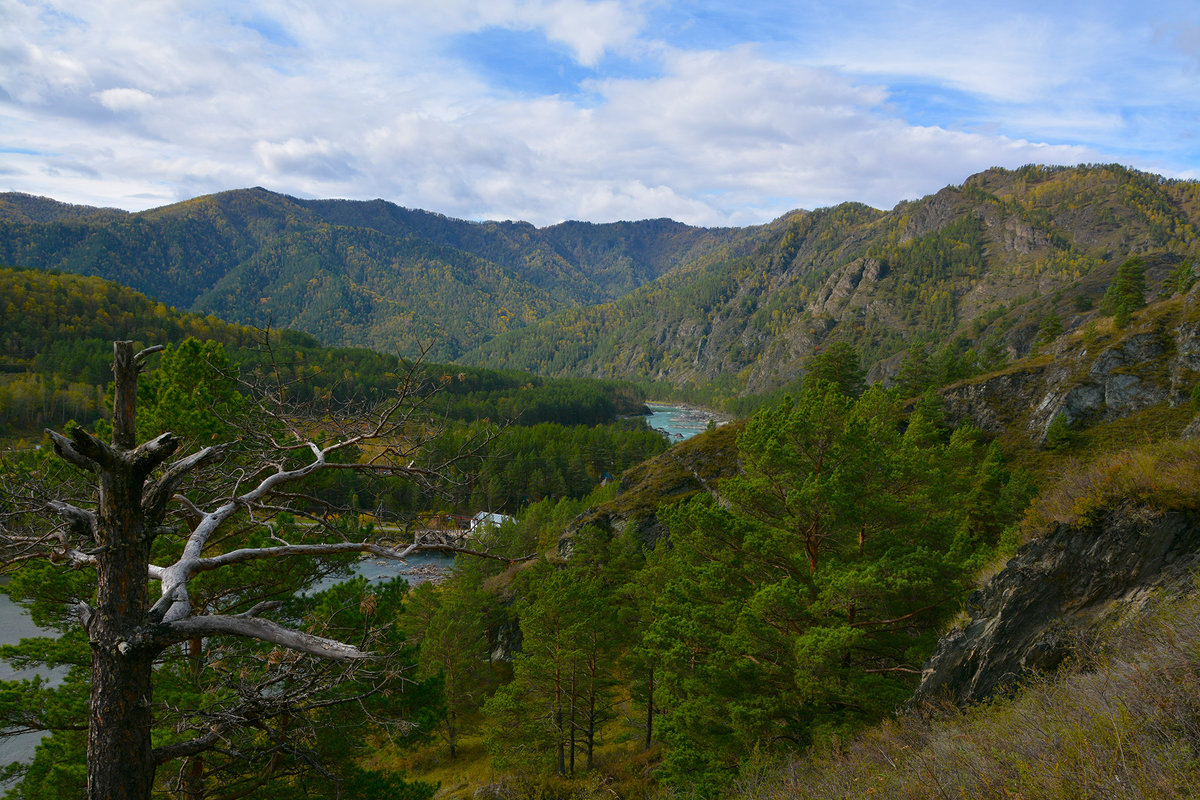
460 165 1200 396
6 165 1198 389
474 281 1200 799
0 189 752 361
939 279 1200 447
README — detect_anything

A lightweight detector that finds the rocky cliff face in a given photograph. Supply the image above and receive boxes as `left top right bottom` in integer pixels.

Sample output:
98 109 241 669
941 283 1200 445
462 165 1200 397
913 507 1200 707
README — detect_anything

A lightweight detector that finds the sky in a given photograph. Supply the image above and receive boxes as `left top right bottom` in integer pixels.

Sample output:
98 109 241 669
2 0 1198 227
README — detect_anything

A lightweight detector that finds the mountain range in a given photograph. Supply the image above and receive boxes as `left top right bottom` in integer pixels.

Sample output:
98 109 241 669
3 164 1197 395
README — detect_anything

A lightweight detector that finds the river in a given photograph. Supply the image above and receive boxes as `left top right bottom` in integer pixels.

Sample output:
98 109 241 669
645 403 726 441
305 550 457 593
0 593 67 769
0 550 454 772
1 406 708 770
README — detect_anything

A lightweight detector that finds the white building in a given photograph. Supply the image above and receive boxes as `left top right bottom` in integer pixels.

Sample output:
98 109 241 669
468 511 511 534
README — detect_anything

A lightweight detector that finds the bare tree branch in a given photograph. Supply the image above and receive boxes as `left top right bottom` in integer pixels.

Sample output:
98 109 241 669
47 499 97 544
142 444 227 524
160 615 369 661
45 429 100 474
126 432 181 477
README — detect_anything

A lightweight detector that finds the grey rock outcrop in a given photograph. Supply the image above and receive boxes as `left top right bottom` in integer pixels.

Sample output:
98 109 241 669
912 507 1200 707
942 284 1200 445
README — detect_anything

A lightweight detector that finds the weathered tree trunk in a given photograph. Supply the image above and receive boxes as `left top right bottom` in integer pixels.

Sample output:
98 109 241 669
87 645 156 800
83 342 169 800
28 338 480 798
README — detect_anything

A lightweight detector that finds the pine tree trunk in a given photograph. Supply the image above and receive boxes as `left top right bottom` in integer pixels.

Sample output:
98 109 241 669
555 707 565 776
568 670 577 777
586 688 595 771
87 644 155 800
85 342 161 800
185 638 205 800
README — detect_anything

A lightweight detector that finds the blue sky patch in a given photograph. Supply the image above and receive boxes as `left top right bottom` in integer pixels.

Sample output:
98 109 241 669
645 1 799 50
235 14 298 48
882 80 990 130
452 28 594 97
449 27 656 99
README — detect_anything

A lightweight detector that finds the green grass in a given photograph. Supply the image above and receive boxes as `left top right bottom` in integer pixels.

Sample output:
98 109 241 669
370 724 494 799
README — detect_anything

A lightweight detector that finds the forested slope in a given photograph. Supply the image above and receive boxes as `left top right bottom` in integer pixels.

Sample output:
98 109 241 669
6 165 1196 394
0 267 666 514
0 189 754 362
460 165 1200 397
395 280 1200 799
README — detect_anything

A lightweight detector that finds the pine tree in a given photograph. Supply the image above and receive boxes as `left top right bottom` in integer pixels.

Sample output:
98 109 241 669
1103 257 1147 328
805 341 866 398
647 380 1028 794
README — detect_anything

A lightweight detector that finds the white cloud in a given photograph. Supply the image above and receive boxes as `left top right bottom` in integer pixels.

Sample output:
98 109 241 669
94 87 153 112
254 138 359 181
817 13 1077 104
0 0 1193 227
311 46 1093 225
527 0 641 65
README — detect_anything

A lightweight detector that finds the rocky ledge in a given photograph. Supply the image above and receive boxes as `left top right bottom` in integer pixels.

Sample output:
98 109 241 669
913 506 1200 707
940 283 1200 446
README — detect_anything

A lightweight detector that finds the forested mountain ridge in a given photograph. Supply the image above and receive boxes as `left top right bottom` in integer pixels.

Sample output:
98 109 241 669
460 164 1200 396
296 198 756 303
4 164 1197 396
0 192 128 224
0 188 756 361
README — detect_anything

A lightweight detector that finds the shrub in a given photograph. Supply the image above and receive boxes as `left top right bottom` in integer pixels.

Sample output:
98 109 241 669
1044 413 1074 451
1024 438 1200 532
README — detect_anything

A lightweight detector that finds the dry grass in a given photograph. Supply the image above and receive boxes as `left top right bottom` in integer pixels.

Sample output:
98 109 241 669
371 728 498 799
1023 437 1200 534
732 587 1200 800
373 695 665 800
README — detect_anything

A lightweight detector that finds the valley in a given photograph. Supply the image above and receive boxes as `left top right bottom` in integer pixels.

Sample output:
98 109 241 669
1 163 1199 799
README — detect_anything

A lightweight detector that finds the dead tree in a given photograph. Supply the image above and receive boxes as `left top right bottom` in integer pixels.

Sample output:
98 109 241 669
0 340 510 800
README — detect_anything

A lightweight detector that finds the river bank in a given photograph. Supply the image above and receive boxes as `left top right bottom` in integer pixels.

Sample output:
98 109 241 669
644 402 730 441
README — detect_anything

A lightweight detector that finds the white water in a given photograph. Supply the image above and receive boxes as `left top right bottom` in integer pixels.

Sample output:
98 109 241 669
645 403 724 441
